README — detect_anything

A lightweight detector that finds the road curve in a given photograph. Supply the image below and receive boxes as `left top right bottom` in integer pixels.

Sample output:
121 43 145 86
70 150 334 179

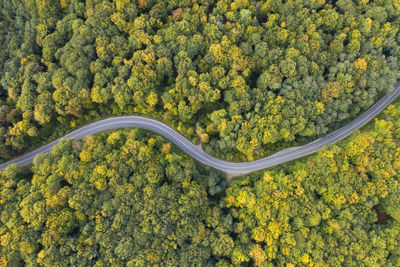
1 82 400 176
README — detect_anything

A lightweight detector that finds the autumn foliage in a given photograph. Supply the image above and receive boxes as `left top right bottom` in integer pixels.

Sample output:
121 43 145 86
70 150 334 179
1 0 400 162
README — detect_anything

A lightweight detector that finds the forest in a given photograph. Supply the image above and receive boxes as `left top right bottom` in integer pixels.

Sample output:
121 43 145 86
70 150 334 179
1 83 400 266
1 0 400 266
1 0 400 161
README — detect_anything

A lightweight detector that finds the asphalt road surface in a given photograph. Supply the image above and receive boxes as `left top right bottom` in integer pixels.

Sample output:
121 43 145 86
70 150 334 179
1 81 400 177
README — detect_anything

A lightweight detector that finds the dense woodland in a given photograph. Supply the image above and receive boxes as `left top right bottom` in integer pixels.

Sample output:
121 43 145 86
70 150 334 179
1 0 400 266
1 129 230 265
2 95 400 266
1 0 400 161
225 103 400 266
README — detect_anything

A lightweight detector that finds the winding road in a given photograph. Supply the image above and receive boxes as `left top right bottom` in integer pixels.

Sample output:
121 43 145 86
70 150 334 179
1 81 400 177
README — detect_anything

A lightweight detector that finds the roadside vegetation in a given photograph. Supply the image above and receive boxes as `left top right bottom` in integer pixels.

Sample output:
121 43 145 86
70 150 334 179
2 92 400 266
1 0 400 161
1 0 400 266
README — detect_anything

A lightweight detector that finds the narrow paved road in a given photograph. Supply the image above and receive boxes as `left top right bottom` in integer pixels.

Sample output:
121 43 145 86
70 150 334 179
1 82 400 177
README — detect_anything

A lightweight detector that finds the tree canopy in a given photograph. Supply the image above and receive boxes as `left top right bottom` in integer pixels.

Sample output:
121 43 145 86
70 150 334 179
2 100 400 266
225 102 400 266
1 0 400 161
0 129 229 265
1 0 400 265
